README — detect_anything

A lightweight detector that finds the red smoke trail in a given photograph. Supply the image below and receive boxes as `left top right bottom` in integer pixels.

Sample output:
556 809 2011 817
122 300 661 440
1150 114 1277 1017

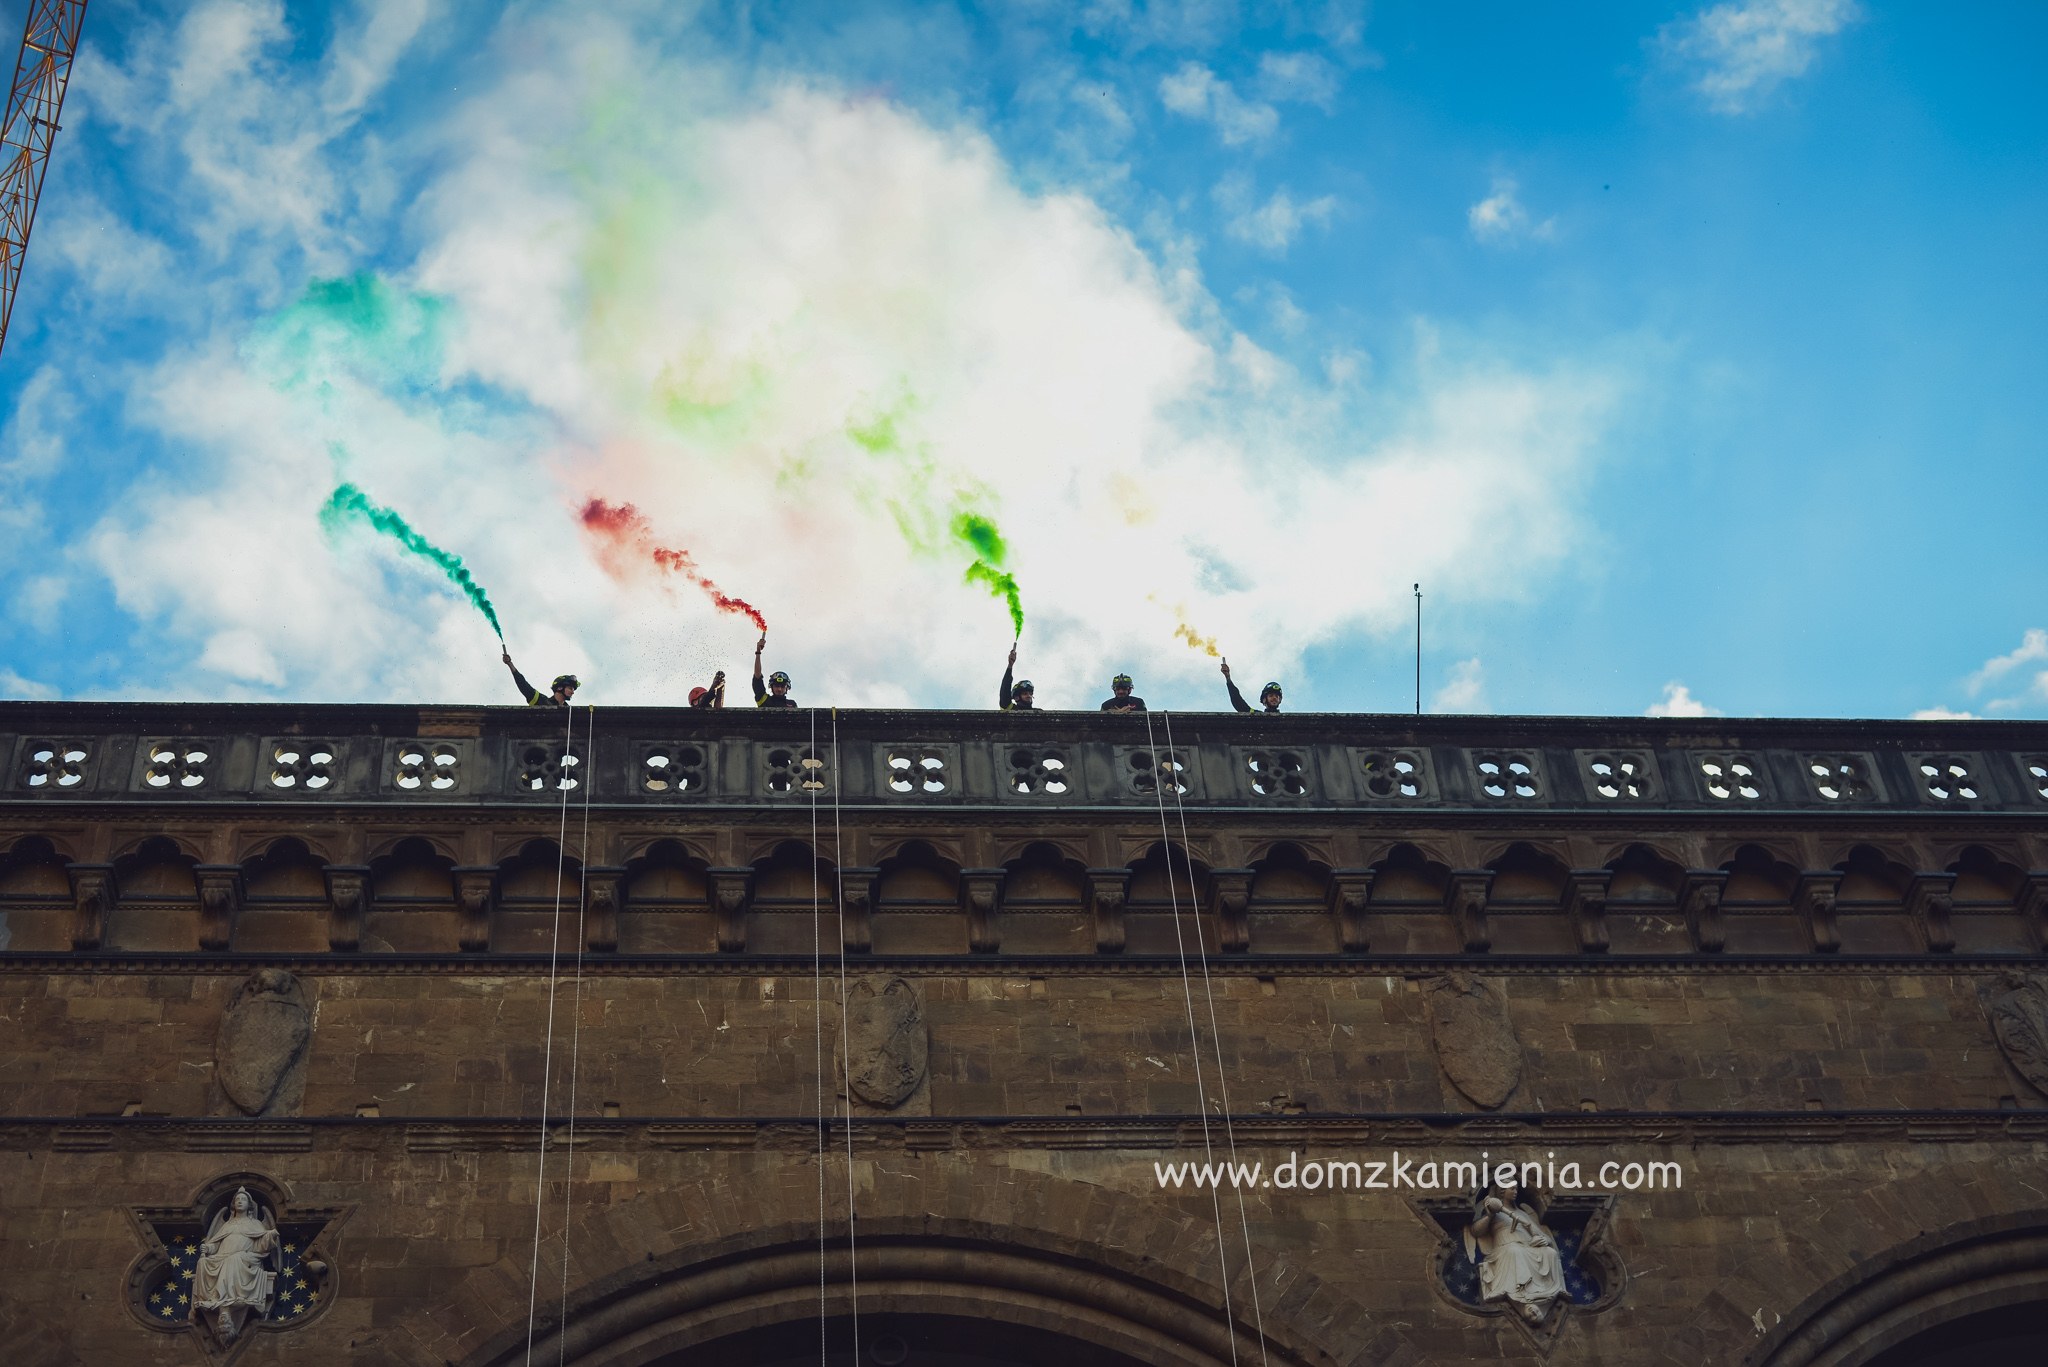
578 497 768 632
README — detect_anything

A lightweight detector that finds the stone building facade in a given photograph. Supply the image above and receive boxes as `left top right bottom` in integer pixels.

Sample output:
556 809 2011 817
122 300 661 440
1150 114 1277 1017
2 700 2046 1365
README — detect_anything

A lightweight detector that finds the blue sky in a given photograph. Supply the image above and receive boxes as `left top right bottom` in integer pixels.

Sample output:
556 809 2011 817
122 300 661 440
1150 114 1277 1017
1 0 2042 717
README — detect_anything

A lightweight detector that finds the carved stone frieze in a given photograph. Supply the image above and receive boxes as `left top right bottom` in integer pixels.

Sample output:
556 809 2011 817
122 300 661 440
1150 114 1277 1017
1086 867 1129 955
1207 867 1253 952
961 867 1006 954
1328 868 1374 953
839 867 879 954
322 864 369 952
1562 869 1610 954
709 866 753 953
1679 869 1729 953
195 865 244 952
1445 870 1494 954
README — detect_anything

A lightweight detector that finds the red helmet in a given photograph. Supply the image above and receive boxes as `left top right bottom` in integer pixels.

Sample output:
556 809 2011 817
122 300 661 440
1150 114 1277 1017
689 687 708 704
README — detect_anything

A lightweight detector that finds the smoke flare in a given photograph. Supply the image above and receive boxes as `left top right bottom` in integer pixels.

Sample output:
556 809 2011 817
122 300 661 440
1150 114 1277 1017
951 511 1025 637
1174 622 1222 657
319 484 504 639
579 497 768 632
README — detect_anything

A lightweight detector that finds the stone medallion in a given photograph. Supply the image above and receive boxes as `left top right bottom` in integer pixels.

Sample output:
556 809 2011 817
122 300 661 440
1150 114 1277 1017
844 975 928 1109
1982 971 2048 1098
1425 973 1523 1110
214 969 312 1118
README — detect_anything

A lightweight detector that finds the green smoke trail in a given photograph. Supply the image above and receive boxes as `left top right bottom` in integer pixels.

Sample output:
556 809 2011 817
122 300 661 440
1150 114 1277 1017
252 273 450 396
320 484 504 640
953 512 1024 637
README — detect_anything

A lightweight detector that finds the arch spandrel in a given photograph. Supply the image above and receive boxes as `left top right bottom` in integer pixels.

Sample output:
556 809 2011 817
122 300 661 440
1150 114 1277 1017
390 1166 1370 1367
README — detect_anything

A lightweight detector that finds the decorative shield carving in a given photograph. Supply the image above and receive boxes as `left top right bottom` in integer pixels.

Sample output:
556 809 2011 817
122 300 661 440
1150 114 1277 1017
215 969 312 1117
844 976 928 1109
1983 972 2048 1098
1426 973 1522 1110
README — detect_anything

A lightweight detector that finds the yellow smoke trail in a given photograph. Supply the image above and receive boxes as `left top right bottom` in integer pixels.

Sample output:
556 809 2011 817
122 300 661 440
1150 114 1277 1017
1174 621 1221 657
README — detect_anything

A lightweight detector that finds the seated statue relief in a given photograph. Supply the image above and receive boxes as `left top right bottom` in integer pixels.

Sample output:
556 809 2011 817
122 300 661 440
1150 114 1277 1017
1463 1181 1566 1323
191 1187 281 1342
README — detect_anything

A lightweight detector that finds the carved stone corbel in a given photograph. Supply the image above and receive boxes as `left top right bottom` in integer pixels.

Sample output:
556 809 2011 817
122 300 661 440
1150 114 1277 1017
65 862 116 950
452 865 497 953
709 866 753 953
195 864 245 951
2019 873 2048 953
1563 868 1612 954
1328 868 1375 953
1793 870 1844 954
1445 870 1494 953
961 868 1006 954
839 867 879 954
1207 867 1254 952
322 864 370 952
584 866 625 952
1679 869 1729 953
1905 872 1958 953
1086 868 1129 954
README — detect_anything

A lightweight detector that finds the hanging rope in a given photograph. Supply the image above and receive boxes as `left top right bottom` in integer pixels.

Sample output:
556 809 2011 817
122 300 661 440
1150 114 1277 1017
809 705 828 1366
832 707 860 1360
523 703 579 1365
1142 709 1238 1367
1162 709 1270 1367
557 703 596 1361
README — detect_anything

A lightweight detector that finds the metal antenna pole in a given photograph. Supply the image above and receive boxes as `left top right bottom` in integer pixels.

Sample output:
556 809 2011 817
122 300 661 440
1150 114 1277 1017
1413 584 1422 715
0 0 88 359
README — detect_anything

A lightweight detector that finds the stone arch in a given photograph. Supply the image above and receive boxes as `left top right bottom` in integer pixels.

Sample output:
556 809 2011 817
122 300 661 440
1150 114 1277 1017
1704 836 1800 879
1745 1210 2048 1367
366 836 459 952
999 840 1090 954
386 1166 1374 1367
1947 844 2024 907
1242 835 1338 869
1720 842 1799 905
241 836 328 900
107 835 200 951
871 840 960 955
367 831 461 865
1604 841 1684 903
992 833 1088 869
1365 841 1450 904
1831 843 1911 907
617 838 712 953
1482 840 1569 903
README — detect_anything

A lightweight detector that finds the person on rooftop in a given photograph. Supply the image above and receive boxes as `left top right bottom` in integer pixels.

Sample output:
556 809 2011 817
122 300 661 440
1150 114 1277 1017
1100 673 1146 713
752 635 799 708
999 644 1036 710
503 650 579 707
1222 659 1282 714
689 670 727 709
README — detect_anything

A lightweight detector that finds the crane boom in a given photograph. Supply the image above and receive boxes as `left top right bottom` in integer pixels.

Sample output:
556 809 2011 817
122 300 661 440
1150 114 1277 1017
0 0 87 359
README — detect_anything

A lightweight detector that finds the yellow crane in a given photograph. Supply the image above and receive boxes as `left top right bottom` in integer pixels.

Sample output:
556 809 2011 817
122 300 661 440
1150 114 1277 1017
0 0 86 359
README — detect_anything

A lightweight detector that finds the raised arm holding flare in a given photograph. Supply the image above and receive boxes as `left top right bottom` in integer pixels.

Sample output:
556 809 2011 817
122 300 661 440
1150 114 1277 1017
999 644 1036 710
689 670 727 709
503 649 579 706
1222 659 1282 713
752 635 798 708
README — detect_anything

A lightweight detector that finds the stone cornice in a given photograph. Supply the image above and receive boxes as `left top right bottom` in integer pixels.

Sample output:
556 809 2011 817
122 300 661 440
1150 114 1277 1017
3 950 2044 977
6 1109 2043 1155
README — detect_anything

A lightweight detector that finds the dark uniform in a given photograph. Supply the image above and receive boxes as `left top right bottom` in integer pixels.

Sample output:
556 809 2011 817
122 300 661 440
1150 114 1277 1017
1225 677 1252 713
509 665 569 707
1000 663 1035 710
753 666 799 709
1101 676 1146 713
690 672 727 709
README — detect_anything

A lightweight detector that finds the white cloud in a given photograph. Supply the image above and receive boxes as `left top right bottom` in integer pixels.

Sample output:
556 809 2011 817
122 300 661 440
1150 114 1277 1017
1215 173 1336 252
0 669 57 700
1467 176 1555 245
1967 627 2048 692
1159 62 1279 145
1646 682 1721 717
1952 628 2048 716
0 366 76 481
1910 706 1976 721
1659 0 1860 115
1256 51 1342 110
1433 657 1485 713
71 7 1626 708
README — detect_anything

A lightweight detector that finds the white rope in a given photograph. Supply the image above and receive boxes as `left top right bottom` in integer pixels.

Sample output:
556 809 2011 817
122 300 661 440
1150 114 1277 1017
523 703 577 1365
1162 709 1270 1367
831 707 860 1359
1142 709 1238 1367
809 706 828 1366
557 703 596 1362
